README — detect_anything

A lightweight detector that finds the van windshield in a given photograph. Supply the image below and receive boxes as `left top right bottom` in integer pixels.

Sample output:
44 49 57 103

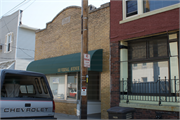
1 73 51 99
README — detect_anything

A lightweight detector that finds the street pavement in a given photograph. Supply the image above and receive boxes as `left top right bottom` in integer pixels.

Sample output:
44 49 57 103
54 113 101 119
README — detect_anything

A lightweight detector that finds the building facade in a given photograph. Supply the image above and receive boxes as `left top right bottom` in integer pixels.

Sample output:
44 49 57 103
27 3 110 119
110 0 179 119
0 10 37 70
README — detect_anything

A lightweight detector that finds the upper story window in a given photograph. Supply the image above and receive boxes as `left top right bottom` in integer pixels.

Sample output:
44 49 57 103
126 0 138 17
4 32 13 53
143 0 180 13
123 0 180 20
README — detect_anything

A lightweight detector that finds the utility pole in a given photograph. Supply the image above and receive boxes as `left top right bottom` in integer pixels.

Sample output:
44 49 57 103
80 0 88 119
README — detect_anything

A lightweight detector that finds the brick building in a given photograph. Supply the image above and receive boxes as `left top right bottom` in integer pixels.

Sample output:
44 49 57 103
110 0 179 119
27 3 110 119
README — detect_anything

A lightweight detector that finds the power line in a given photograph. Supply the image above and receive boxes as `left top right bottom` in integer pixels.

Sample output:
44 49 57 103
2 19 10 32
20 49 34 58
0 43 35 52
2 0 27 17
0 0 37 58
0 57 34 60
24 0 36 11
0 0 35 29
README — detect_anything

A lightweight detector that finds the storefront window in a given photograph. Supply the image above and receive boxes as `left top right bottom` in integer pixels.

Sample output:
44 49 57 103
67 73 77 100
48 72 100 101
120 33 180 94
49 75 65 100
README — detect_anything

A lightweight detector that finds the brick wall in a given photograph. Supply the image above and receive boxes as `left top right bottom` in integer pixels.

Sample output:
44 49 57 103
35 4 110 119
110 41 120 107
55 102 77 115
134 108 179 119
110 0 179 42
110 1 180 119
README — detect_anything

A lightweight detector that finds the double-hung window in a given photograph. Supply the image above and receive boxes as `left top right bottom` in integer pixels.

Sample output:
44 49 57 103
126 0 138 17
5 32 13 53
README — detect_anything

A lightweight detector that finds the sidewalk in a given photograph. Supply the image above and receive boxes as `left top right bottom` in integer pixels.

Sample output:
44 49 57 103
54 113 101 119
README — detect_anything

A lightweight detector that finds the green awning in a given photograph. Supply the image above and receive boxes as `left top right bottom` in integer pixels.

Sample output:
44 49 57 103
27 49 103 74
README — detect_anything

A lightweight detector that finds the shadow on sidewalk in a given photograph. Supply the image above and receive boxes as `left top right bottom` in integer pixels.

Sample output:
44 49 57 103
54 113 101 119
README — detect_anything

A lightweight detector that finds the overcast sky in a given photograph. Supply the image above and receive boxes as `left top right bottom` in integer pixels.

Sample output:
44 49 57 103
0 0 110 29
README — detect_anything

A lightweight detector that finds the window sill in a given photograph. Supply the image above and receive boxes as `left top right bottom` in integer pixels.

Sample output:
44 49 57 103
4 51 12 54
54 99 77 104
120 3 180 24
119 100 180 112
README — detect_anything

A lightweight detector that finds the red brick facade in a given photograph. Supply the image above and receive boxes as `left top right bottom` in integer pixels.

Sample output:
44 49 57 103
110 1 179 42
110 0 179 119
110 41 120 107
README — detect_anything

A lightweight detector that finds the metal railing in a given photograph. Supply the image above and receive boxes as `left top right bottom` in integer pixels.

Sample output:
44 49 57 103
120 77 179 105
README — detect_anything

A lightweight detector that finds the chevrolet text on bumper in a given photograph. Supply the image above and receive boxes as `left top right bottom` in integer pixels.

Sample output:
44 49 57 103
0 69 56 119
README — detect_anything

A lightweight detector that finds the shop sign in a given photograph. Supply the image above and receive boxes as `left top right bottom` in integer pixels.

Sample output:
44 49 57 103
84 54 90 68
81 87 87 96
58 66 79 73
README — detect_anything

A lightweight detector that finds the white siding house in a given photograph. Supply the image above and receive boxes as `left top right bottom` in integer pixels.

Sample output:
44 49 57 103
0 10 38 70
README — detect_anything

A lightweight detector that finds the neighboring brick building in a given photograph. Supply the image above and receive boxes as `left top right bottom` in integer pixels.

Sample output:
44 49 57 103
110 0 179 119
27 3 110 119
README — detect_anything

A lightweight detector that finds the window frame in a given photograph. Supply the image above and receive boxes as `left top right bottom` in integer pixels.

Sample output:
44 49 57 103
40 77 48 94
19 84 36 95
126 0 138 17
121 0 180 24
48 73 78 101
4 32 13 53
120 33 179 96
143 0 180 13
35 78 42 94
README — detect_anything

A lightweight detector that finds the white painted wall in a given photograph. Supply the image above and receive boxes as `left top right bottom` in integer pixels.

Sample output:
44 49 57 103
0 10 20 63
77 101 101 116
15 26 36 70
15 58 34 70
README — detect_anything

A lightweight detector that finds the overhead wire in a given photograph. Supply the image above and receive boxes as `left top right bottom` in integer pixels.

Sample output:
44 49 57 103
1 0 27 17
0 0 33 29
0 57 34 60
0 0 37 59
0 43 35 51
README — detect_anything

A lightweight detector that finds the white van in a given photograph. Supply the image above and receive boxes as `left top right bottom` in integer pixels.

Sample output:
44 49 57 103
0 69 56 119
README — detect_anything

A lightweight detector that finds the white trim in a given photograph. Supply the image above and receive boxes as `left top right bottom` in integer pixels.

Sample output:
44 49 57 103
0 60 14 64
120 2 180 24
138 0 143 15
4 32 13 53
119 101 180 112
122 0 126 20
19 24 38 31
15 10 20 61
65 74 67 100
7 62 15 69
76 72 78 100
